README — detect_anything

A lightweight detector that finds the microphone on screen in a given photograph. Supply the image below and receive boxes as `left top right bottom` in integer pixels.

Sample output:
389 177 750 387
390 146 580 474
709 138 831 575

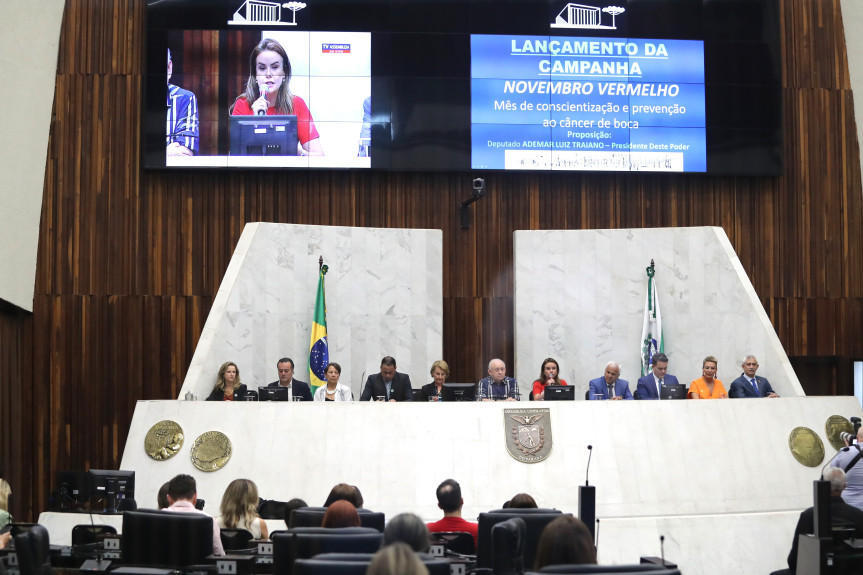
256 83 268 115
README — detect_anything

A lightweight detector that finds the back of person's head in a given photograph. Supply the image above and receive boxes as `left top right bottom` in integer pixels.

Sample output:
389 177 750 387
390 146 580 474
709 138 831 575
157 481 170 509
282 498 308 523
436 479 462 513
167 474 197 502
0 479 10 511
322 499 360 528
367 542 429 575
220 478 260 529
383 512 430 553
324 483 360 507
534 515 597 570
508 493 537 509
352 485 364 509
824 467 848 495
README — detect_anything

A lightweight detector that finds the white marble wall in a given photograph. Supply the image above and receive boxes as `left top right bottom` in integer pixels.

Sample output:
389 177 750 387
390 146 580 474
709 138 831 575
514 227 803 398
119 396 862 575
180 223 443 400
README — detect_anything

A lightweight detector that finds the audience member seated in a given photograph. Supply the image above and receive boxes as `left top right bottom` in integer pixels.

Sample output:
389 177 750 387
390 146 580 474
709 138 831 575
687 356 727 399
426 478 478 546
786 467 863 574
532 358 568 401
164 473 225 555
367 542 429 575
384 513 430 553
353 485 364 509
508 493 538 509
0 478 11 528
729 354 779 398
278 497 309 524
588 361 633 400
206 361 248 401
324 483 363 507
533 515 597 570
322 500 361 528
157 481 170 509
217 478 268 540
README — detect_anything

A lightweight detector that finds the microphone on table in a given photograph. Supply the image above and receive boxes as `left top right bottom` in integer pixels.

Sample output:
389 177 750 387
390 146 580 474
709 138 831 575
660 535 665 566
585 445 593 486
595 518 600 549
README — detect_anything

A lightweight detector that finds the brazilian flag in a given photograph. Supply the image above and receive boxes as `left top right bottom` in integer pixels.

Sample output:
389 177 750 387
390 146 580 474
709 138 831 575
308 265 329 393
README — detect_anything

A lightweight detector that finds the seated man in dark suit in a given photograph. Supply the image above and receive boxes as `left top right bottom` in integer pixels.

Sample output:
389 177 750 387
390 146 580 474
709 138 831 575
634 353 680 399
267 357 313 401
359 356 413 401
786 467 863 574
588 361 633 400
729 355 779 398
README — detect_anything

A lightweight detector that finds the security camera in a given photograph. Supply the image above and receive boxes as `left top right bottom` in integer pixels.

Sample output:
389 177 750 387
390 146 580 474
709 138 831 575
472 178 486 197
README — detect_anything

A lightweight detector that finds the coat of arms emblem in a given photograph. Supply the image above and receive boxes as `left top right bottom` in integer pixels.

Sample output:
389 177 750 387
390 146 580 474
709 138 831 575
504 408 553 463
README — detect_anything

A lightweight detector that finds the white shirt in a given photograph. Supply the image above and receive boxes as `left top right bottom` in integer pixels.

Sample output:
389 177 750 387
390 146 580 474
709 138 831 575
314 382 353 402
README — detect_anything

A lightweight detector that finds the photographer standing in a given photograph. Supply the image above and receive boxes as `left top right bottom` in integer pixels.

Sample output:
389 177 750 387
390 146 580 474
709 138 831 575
830 426 863 511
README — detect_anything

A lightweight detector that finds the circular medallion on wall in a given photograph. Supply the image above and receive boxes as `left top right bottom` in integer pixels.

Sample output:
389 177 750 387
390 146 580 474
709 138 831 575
144 420 185 461
789 426 825 467
190 431 232 472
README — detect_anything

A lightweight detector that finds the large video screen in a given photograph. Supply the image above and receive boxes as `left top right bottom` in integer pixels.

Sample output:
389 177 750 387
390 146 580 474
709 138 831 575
144 0 782 175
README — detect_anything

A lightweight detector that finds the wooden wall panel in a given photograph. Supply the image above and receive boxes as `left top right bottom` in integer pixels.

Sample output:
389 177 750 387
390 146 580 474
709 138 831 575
1 0 862 520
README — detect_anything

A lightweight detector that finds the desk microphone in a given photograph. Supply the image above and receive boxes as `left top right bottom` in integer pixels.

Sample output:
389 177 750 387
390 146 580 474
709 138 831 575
660 535 665 566
585 445 593 486
595 518 600 548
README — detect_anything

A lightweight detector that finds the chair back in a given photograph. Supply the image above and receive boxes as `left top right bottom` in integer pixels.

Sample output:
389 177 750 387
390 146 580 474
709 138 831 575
293 558 369 575
71 524 118 547
477 510 564 570
429 531 475 555
220 528 255 551
289 507 327 528
121 509 213 567
273 527 382 575
492 517 525 575
13 524 52 575
357 509 385 532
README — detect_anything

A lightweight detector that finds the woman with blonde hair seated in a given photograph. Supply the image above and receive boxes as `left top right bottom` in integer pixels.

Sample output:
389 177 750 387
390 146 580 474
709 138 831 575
217 478 268 539
367 542 429 575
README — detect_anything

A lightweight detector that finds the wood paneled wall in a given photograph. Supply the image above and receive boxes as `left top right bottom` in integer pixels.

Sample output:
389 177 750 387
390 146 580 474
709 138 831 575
1 0 862 521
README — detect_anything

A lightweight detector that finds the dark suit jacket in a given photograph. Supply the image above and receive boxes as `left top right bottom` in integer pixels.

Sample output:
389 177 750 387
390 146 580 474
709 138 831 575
729 374 776 398
419 382 456 402
206 383 248 401
360 372 413 401
267 379 314 401
588 377 633 400
787 496 863 573
634 374 680 400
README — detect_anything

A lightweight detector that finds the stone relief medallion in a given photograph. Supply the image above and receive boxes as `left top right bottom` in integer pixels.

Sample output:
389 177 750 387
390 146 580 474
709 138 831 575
789 426 825 467
144 420 185 461
825 415 854 452
504 408 552 463
190 431 232 472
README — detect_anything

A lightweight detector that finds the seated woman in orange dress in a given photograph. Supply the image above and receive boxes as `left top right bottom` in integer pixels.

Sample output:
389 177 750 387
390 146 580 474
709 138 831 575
688 355 727 399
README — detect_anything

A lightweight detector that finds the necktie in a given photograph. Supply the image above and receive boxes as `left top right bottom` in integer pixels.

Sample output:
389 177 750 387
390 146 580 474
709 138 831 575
607 383 614 399
658 378 664 399
750 378 759 397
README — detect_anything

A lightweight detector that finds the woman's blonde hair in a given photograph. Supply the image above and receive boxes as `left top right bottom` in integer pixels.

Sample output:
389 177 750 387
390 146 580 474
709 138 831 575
215 362 242 391
429 360 450 378
219 478 259 530
0 479 11 511
367 542 429 575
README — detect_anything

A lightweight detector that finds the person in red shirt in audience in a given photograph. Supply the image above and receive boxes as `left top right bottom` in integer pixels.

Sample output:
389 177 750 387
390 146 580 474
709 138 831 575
426 479 478 545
